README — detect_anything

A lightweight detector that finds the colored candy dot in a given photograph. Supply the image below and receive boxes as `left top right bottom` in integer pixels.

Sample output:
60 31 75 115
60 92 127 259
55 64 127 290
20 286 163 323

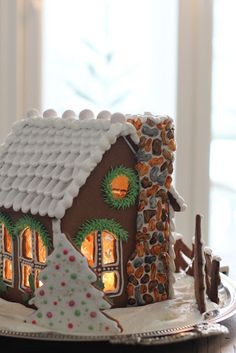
70 273 77 280
81 301 86 305
86 293 91 298
49 322 53 327
53 301 58 305
56 253 61 258
69 300 75 307
74 309 81 317
90 312 97 318
105 326 109 331
42 275 48 281
63 249 68 255
69 255 75 262
37 312 43 318
88 325 93 331
47 312 53 318
49 286 54 290
60 311 64 316
55 264 60 270
32 320 36 325
61 282 66 286
43 300 48 304
39 290 45 296
68 323 74 329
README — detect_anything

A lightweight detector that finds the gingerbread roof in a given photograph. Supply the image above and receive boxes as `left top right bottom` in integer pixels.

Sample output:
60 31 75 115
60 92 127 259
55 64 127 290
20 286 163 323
0 113 139 219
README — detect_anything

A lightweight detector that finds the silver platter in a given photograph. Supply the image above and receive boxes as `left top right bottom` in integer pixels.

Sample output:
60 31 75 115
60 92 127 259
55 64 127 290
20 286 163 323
0 273 235 345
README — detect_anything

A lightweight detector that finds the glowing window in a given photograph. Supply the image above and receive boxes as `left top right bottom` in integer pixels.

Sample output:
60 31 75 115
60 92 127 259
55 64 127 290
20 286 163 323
35 269 43 288
81 232 95 267
36 232 46 263
3 258 12 281
111 175 129 200
3 227 12 253
102 231 116 265
22 228 33 259
22 264 32 288
102 271 118 292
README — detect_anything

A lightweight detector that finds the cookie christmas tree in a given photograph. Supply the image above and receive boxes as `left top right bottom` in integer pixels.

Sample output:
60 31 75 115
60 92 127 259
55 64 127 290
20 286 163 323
26 231 121 334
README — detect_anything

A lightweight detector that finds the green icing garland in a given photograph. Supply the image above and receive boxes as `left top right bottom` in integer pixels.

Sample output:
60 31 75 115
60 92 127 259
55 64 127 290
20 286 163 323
0 212 14 239
14 215 52 249
102 166 139 209
75 218 128 248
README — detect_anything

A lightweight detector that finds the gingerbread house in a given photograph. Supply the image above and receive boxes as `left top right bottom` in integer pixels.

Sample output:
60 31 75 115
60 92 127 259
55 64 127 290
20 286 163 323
0 109 185 308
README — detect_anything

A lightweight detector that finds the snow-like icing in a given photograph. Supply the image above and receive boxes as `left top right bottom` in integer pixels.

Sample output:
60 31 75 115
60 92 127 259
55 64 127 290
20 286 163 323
0 273 219 336
0 114 139 219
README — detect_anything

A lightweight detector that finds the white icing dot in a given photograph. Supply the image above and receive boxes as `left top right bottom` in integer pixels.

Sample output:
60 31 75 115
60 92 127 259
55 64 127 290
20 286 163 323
97 110 111 120
26 109 40 118
79 109 94 120
111 112 126 124
62 110 76 119
43 109 57 118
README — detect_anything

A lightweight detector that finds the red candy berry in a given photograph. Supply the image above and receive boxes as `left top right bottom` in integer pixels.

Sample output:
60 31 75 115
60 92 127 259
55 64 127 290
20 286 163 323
68 323 73 329
32 320 36 325
39 290 45 296
69 300 75 307
61 281 66 286
63 249 68 255
55 264 60 270
69 255 75 262
90 312 97 318
47 312 53 318
53 301 58 305
86 293 91 298
105 326 109 331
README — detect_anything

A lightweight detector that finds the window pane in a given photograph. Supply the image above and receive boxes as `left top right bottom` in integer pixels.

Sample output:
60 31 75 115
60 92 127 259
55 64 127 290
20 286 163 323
3 227 12 254
43 0 178 116
22 264 32 288
36 232 47 263
102 271 118 292
22 228 33 259
3 258 12 281
35 269 43 288
102 231 116 265
81 232 95 267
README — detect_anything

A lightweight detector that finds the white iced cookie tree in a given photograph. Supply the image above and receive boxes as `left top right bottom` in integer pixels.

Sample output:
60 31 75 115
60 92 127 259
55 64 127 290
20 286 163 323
26 232 121 334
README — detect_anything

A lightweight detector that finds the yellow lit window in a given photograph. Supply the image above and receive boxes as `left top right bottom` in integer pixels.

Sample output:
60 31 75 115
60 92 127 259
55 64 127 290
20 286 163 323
102 231 116 265
102 271 117 292
81 232 95 267
22 228 33 259
3 258 12 281
22 264 32 288
35 269 43 288
3 227 12 254
36 232 46 263
111 175 129 199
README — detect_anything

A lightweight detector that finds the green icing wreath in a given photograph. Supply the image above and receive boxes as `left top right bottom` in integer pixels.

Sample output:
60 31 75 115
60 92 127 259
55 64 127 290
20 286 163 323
0 212 14 239
75 218 128 248
14 215 52 249
102 166 139 209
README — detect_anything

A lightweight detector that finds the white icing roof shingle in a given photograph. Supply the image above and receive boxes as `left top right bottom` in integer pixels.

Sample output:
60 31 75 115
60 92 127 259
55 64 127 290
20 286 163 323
0 116 139 219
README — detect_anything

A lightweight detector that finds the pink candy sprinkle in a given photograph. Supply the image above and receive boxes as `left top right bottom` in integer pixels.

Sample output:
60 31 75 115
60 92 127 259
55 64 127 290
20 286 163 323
69 300 75 307
39 290 45 296
86 293 91 298
68 323 73 329
69 255 75 262
90 312 97 318
63 249 68 255
47 312 53 318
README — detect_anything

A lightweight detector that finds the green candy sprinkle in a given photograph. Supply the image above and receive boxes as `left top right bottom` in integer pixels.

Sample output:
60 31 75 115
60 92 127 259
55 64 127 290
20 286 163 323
42 275 48 281
43 300 48 304
37 312 43 318
56 253 61 258
88 325 93 331
74 309 81 317
49 322 53 327
60 311 64 316
70 273 77 280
